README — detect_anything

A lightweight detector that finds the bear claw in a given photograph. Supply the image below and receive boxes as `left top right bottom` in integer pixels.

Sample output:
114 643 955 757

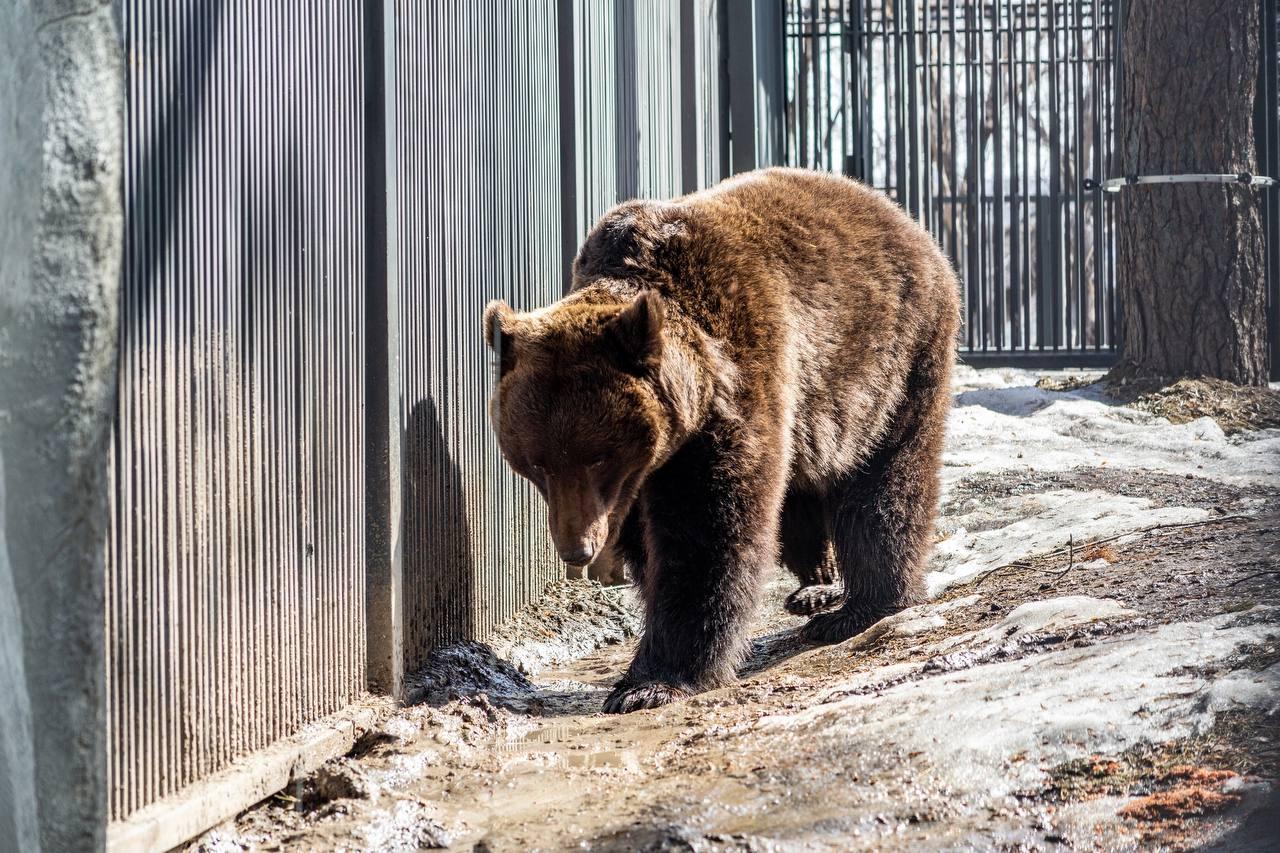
784 584 844 616
602 681 688 714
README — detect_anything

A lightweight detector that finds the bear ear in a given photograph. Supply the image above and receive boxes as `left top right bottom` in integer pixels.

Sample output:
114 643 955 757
484 299 519 376
603 291 664 373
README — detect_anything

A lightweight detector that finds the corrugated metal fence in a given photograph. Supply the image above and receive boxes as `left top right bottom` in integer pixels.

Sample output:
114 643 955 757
106 0 779 841
392 0 564 670
108 0 368 821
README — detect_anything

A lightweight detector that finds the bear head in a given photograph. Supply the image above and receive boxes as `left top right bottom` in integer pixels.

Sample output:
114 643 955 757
483 291 675 568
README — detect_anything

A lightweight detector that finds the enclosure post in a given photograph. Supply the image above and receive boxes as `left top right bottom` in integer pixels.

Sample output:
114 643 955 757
364 0 404 698
0 2 122 849
727 0 759 173
717 0 732 179
680 0 699 193
558 0 578 292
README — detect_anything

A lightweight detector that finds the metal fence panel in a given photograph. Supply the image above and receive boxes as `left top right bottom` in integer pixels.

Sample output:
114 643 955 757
106 0 745 831
573 0 696 239
393 1 564 669
107 0 368 821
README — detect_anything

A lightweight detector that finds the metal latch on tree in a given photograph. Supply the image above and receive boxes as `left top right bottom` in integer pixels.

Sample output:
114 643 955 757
1082 174 1276 192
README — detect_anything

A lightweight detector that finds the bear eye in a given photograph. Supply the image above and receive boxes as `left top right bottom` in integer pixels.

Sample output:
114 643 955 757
588 457 607 469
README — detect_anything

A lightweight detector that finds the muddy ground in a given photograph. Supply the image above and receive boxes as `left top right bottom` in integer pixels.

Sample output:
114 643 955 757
192 370 1280 852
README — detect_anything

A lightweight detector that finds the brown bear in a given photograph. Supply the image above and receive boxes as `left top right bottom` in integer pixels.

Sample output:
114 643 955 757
485 167 959 713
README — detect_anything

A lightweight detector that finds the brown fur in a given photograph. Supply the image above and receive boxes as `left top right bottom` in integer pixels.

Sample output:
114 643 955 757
485 168 959 713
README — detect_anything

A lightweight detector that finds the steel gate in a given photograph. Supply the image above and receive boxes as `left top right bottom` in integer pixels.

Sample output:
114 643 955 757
785 0 1120 358
786 0 1280 374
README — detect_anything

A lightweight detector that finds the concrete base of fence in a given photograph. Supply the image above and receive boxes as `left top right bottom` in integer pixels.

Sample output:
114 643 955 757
106 697 392 853
0 1 124 851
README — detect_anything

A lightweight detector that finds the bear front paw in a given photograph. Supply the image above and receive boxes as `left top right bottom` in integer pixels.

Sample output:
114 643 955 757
602 681 688 714
784 584 844 616
800 606 885 644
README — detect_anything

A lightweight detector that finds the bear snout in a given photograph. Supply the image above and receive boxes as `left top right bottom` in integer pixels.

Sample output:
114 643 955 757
547 492 609 567
552 523 606 567
557 541 597 567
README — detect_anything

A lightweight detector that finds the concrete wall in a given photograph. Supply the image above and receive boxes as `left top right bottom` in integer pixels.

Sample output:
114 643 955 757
0 1 123 850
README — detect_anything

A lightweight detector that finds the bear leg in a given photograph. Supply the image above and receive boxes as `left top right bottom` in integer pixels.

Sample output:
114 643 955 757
779 489 843 616
609 504 648 586
604 431 784 713
801 354 949 644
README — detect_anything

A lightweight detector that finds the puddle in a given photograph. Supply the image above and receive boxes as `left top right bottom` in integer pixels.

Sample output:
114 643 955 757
495 724 646 771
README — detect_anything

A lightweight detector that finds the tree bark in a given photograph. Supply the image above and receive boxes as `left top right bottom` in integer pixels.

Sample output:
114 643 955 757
1114 0 1268 385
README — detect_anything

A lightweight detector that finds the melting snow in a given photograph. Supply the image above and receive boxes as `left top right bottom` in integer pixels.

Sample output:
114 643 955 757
928 368 1280 594
946 366 1280 487
759 607 1279 800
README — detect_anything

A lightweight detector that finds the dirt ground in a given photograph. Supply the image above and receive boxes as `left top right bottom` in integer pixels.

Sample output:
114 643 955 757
192 371 1280 852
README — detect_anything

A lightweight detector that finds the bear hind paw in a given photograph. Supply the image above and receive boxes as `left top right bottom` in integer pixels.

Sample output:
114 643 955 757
602 681 688 714
800 605 888 644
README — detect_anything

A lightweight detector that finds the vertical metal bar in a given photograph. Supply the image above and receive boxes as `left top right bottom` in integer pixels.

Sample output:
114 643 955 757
559 0 579 287
981 0 991 350
797 1 809 168
993 0 1005 350
1049 0 1062 350
921 0 933 228
1073 0 1086 349
846 0 863 179
1007 0 1021 349
892 0 906 204
915 0 924 215
948 0 959 297
364 0 403 699
824 0 834 171
839 0 849 175
1092 0 1105 349
1022 0 1032 349
728 0 758 173
880 1 890 189
964 1 978 349
809 0 821 169
1034 0 1045 348
680 0 699 192
1111 0 1124 351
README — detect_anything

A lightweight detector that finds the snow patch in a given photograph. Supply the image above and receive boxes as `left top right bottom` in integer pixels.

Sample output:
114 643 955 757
843 611 946 651
1198 662 1280 715
993 596 1134 635
945 369 1280 486
758 615 1280 799
842 595 984 651
926 596 1135 659
928 490 1207 594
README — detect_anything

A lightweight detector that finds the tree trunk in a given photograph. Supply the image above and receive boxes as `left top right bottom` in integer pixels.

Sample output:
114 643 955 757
1113 0 1268 385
